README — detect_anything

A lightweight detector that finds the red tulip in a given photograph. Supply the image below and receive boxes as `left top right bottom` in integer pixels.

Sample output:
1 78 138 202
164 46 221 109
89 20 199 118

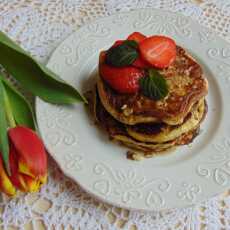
0 126 47 195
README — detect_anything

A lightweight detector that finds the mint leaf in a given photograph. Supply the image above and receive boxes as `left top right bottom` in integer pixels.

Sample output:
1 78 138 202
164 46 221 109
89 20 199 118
123 40 138 49
140 69 168 100
105 42 138 67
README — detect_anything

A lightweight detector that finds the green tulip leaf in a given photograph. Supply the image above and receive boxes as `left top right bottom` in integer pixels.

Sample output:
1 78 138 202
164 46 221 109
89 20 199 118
2 78 36 130
0 31 87 104
0 79 10 174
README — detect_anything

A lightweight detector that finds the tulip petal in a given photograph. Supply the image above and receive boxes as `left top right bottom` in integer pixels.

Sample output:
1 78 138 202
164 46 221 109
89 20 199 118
18 175 28 192
8 144 27 192
0 155 16 196
21 174 47 192
40 174 47 185
8 126 47 177
19 161 35 178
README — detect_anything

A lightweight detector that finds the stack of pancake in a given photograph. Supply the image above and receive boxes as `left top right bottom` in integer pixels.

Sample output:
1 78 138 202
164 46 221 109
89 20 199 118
90 46 208 160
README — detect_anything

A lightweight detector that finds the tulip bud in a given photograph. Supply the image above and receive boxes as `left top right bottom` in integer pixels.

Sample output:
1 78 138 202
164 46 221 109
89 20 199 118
0 126 47 195
8 126 47 193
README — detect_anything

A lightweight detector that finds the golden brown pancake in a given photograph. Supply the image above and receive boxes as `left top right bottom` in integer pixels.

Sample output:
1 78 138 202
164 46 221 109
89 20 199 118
90 88 204 159
97 46 208 125
126 99 205 143
112 128 199 153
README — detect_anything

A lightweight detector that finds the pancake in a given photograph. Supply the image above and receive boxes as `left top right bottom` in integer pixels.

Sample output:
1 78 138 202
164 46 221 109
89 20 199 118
126 99 206 143
112 128 199 153
90 88 203 159
97 46 208 125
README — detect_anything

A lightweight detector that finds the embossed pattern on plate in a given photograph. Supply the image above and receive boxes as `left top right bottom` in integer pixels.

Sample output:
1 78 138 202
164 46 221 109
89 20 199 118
36 9 230 211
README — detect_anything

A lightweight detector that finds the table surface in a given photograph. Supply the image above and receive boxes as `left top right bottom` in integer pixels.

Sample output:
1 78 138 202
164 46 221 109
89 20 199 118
1 1 230 229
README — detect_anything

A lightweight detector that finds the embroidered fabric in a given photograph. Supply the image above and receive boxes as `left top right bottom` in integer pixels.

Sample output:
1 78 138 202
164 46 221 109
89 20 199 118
0 1 230 229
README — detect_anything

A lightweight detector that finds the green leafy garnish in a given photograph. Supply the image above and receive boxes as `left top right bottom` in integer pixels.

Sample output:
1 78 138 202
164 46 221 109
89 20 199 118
0 31 87 104
105 41 138 67
140 69 168 100
122 40 138 49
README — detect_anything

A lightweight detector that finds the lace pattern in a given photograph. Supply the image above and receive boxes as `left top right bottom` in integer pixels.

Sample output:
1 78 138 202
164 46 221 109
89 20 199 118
0 1 230 229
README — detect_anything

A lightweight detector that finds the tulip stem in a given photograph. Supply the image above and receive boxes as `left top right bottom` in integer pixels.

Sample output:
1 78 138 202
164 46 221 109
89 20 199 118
3 84 16 128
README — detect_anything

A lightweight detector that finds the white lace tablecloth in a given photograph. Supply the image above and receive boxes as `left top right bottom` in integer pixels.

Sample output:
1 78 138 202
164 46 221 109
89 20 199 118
1 1 230 229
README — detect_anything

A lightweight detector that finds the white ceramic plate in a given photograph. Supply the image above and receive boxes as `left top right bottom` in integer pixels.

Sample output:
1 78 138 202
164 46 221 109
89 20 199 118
36 9 230 211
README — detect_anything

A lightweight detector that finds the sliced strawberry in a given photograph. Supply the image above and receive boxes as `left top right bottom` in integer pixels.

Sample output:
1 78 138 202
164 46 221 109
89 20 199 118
132 56 152 68
112 40 124 47
99 63 144 94
127 32 146 43
139 35 176 69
